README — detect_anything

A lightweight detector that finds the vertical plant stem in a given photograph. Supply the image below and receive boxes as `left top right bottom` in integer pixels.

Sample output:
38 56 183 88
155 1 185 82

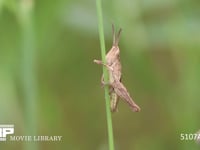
96 0 115 150
19 1 38 150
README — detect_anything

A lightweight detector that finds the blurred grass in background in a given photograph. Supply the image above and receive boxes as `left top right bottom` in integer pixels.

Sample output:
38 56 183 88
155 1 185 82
0 0 200 150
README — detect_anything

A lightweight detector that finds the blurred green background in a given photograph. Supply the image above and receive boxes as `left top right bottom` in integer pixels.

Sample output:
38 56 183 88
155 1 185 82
0 0 200 150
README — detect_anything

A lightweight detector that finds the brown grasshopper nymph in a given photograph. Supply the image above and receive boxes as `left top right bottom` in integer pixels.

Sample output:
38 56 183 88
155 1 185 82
94 25 122 112
94 24 140 112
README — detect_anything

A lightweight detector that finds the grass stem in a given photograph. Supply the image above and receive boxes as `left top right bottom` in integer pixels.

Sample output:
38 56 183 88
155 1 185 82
96 0 115 150
19 1 38 150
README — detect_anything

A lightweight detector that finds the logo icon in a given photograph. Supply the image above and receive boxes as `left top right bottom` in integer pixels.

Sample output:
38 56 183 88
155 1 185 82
0 125 14 141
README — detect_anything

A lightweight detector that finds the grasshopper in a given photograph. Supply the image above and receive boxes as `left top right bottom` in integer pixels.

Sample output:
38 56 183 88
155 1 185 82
94 25 140 112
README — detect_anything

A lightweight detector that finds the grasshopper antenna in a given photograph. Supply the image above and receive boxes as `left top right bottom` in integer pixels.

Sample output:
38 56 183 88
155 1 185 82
115 28 122 46
112 24 122 46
